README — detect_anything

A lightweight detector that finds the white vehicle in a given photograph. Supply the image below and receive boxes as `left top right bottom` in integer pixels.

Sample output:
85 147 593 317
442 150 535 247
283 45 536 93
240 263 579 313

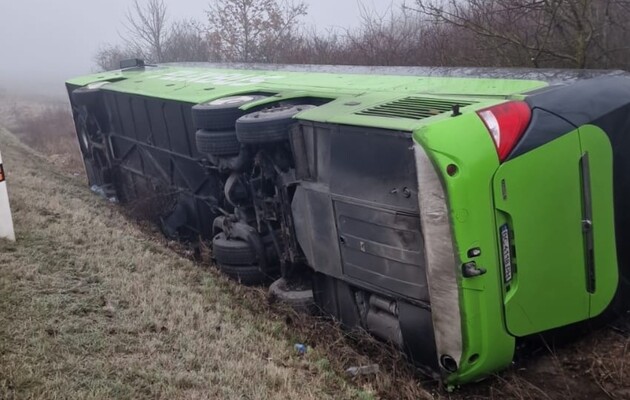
0 148 15 242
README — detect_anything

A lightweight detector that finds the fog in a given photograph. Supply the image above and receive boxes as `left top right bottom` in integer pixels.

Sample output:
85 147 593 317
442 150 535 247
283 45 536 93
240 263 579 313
0 0 403 98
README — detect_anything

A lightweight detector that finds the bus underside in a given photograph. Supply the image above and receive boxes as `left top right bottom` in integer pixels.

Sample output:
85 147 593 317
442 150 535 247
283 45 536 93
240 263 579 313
68 87 446 375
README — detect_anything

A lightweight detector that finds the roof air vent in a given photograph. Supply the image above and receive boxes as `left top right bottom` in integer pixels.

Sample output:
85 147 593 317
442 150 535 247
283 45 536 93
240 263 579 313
356 97 476 120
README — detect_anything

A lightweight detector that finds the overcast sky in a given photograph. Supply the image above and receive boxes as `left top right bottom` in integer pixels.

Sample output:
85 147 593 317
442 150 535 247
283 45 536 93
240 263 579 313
0 0 405 97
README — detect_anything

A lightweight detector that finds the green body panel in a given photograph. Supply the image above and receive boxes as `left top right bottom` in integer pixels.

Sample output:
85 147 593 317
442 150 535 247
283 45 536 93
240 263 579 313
413 115 515 385
493 131 590 336
578 125 618 317
413 119 618 381
492 127 618 336
67 66 547 131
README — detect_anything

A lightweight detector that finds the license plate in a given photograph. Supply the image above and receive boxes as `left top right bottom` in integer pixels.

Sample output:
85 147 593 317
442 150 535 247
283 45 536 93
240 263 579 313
500 224 513 283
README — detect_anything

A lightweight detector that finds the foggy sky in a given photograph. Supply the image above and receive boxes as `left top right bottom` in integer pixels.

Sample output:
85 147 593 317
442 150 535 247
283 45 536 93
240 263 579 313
0 0 404 97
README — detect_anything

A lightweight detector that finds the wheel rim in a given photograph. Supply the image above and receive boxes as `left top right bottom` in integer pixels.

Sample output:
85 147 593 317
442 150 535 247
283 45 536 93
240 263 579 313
208 95 257 106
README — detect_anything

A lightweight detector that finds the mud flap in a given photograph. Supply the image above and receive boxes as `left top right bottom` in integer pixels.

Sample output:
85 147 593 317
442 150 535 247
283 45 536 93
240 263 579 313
398 301 439 375
312 272 362 329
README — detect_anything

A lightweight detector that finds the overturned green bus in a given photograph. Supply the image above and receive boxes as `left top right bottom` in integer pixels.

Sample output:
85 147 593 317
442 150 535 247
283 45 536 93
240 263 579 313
66 61 630 385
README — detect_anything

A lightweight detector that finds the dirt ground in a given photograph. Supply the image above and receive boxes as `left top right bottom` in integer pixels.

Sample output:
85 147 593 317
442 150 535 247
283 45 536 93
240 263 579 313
1 101 630 399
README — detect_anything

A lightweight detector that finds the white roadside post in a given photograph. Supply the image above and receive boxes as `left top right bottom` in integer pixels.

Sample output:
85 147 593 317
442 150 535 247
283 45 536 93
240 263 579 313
0 148 15 241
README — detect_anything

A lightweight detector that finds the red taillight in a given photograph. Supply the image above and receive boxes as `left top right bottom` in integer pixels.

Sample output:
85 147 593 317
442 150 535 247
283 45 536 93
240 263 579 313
476 101 531 162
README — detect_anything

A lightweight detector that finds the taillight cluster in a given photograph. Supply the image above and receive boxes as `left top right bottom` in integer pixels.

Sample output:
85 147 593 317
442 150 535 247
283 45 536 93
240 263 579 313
476 101 531 162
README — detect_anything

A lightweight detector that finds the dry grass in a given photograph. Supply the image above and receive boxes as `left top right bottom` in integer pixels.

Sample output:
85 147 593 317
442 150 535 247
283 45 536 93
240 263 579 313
1 101 630 399
0 128 370 400
0 96 83 173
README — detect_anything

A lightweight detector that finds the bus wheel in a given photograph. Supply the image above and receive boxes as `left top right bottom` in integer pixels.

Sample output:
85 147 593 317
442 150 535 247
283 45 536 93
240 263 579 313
217 263 269 285
192 95 267 131
269 277 315 314
195 129 241 156
212 232 258 266
236 105 315 144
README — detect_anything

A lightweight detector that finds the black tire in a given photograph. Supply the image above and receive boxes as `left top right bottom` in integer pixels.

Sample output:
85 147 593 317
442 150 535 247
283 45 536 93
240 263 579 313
236 105 315 144
192 95 267 131
269 278 316 314
217 263 268 285
212 232 257 266
76 109 101 157
195 130 241 156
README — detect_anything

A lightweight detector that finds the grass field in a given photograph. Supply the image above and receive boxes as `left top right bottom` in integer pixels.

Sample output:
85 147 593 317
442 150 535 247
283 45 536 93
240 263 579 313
0 127 384 400
1 101 630 399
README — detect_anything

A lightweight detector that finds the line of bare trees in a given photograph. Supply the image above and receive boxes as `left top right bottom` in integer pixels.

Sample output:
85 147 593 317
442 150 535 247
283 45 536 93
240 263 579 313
95 0 208 70
95 0 630 71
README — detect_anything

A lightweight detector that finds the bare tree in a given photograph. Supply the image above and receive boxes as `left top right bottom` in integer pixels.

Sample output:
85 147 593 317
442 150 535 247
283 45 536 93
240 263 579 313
95 0 630 72
95 0 214 70
408 0 630 69
282 27 347 65
162 20 210 62
341 4 427 66
94 44 140 71
206 0 308 62
123 0 169 63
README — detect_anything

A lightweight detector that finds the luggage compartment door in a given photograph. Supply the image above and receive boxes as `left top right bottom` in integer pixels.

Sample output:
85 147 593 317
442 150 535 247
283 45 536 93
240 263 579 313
494 129 589 337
